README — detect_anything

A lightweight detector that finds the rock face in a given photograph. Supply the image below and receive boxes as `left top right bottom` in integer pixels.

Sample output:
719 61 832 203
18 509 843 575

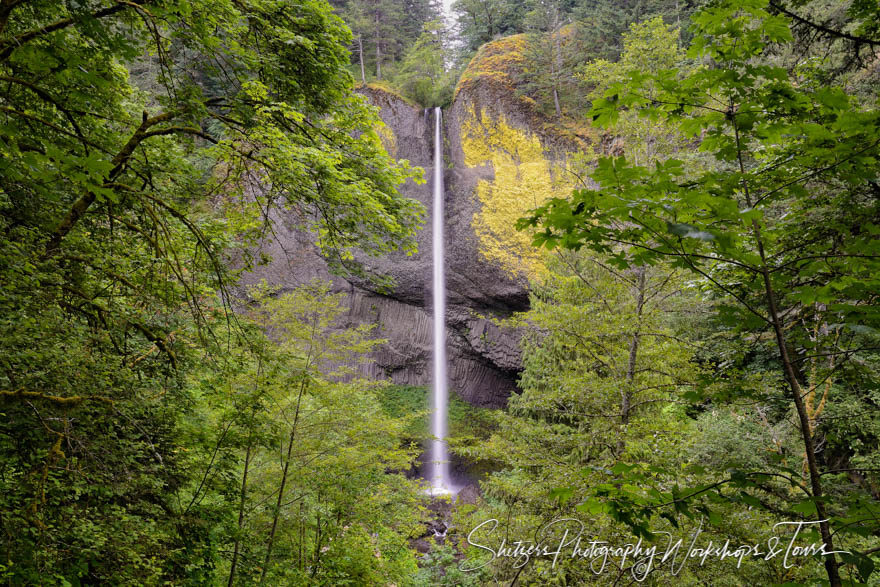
239 49 591 407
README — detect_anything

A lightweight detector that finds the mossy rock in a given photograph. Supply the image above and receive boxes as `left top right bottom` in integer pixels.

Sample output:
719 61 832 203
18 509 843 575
454 33 597 150
377 384 496 443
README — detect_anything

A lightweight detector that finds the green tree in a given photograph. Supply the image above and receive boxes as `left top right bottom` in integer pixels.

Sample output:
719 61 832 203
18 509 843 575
452 250 703 582
0 0 422 581
521 0 880 583
452 0 528 52
578 16 685 109
334 0 441 81
393 20 455 106
518 0 572 118
193 282 423 586
576 16 707 168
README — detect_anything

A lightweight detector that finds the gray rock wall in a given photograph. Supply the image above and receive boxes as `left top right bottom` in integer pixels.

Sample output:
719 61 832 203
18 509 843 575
237 85 526 408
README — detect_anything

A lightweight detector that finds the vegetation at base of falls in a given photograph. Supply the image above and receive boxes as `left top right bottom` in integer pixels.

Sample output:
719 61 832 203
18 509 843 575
379 385 496 447
413 542 491 586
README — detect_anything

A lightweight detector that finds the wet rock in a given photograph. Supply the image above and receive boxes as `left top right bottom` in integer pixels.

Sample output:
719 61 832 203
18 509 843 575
411 538 433 555
455 483 481 506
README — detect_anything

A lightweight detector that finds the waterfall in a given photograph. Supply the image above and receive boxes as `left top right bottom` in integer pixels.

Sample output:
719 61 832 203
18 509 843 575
430 107 451 495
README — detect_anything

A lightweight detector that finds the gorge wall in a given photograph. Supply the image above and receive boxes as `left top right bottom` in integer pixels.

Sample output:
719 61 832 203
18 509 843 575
239 37 593 408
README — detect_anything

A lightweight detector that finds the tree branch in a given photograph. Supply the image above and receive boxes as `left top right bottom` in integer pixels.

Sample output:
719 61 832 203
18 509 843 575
0 1 142 62
768 1 880 48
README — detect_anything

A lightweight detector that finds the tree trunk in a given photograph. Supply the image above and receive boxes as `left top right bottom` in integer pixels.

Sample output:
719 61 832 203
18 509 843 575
298 502 304 571
553 16 563 118
618 266 646 456
259 373 310 584
358 35 366 84
374 13 382 80
732 119 842 587
228 360 263 587
227 433 254 587
485 5 494 40
310 510 322 579
375 42 382 79
760 263 842 587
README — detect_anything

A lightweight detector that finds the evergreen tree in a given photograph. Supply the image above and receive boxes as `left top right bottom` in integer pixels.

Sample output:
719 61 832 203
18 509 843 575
453 251 709 583
334 0 441 81
518 0 579 118
452 0 528 52
571 0 697 60
393 20 456 106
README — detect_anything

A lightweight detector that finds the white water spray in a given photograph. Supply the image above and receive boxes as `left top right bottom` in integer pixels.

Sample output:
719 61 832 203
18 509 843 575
430 107 450 495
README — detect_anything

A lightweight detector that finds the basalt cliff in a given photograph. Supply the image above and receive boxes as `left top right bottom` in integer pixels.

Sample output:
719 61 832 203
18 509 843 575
239 35 594 407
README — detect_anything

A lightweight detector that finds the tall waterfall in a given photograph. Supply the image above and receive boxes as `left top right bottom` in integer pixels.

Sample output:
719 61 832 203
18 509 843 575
430 107 450 495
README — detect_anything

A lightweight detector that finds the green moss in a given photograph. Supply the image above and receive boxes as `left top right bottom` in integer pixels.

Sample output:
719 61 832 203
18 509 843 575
455 34 528 99
377 385 496 443
357 81 419 107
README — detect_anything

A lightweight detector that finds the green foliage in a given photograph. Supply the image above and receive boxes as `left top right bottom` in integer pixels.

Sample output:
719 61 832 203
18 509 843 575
578 16 686 108
520 0 880 583
516 10 582 119
380 384 496 444
414 541 489 586
575 16 707 171
452 0 529 53
0 0 425 582
391 21 457 107
195 281 424 585
452 0 696 70
775 0 880 93
481 3 699 126
4 0 880 583
452 249 703 582
571 0 698 61
332 0 441 82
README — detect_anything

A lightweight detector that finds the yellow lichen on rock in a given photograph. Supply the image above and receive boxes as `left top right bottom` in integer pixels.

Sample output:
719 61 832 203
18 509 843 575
461 106 571 278
376 122 397 157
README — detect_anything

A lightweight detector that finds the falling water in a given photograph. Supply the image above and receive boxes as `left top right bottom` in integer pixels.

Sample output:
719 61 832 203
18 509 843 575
430 107 450 495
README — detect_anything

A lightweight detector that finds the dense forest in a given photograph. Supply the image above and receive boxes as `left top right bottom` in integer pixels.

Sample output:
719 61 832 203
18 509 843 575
1 0 879 585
